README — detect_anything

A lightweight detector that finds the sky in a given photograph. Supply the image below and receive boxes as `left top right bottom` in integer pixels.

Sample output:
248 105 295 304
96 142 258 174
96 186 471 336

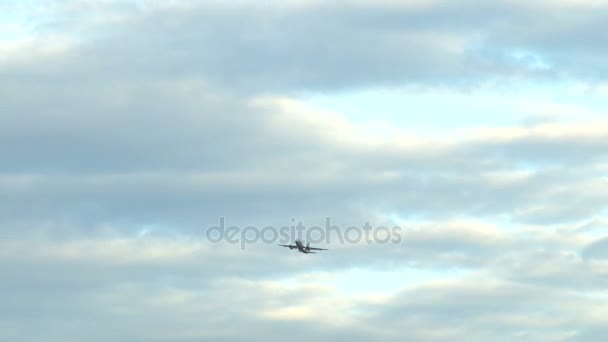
2 0 608 341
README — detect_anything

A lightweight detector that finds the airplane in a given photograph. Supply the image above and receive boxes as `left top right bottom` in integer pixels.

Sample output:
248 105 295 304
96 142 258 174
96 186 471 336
278 239 328 254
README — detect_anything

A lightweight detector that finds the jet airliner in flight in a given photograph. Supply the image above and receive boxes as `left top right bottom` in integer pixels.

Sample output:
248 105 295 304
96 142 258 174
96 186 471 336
279 239 328 254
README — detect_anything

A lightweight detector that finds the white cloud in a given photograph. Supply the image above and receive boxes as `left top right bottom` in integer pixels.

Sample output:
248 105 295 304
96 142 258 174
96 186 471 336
2 0 608 340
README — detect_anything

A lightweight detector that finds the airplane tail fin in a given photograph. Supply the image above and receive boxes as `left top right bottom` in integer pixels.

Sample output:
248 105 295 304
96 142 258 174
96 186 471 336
306 242 310 249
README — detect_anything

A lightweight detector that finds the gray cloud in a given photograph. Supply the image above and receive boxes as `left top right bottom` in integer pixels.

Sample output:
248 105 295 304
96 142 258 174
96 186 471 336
362 277 605 341
4 233 606 341
581 236 608 260
4 0 608 95
3 0 608 341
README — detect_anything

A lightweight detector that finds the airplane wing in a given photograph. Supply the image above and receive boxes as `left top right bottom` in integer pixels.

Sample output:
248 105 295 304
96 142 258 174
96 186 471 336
308 247 328 251
278 244 296 248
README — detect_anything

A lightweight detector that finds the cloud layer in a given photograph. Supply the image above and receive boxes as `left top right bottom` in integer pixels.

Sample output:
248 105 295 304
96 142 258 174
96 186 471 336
2 0 608 341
